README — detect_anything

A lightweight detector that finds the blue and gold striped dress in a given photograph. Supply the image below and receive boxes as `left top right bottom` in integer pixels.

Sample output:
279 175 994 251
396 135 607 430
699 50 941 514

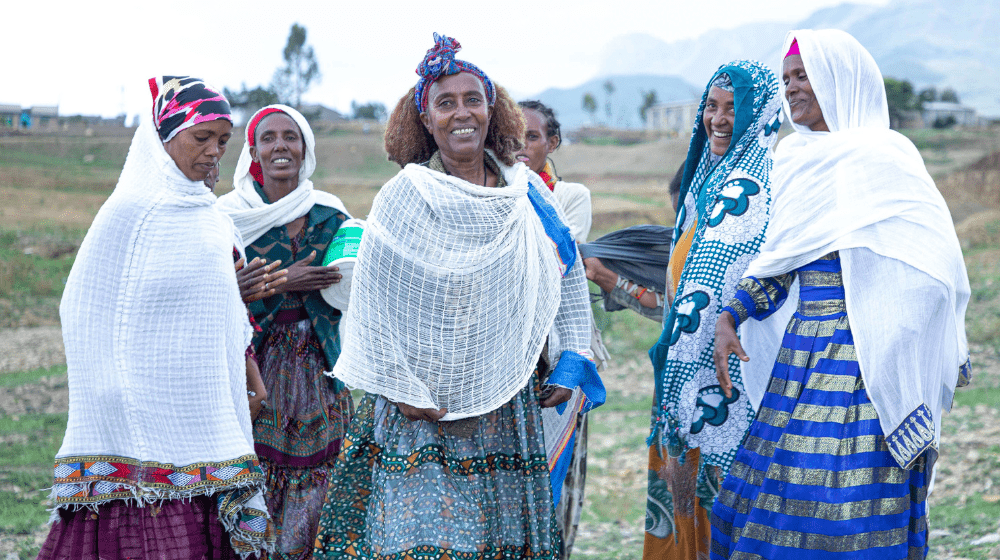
710 252 929 559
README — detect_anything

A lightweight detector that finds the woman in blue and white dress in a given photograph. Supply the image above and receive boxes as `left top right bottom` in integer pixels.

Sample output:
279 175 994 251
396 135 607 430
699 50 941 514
711 29 971 559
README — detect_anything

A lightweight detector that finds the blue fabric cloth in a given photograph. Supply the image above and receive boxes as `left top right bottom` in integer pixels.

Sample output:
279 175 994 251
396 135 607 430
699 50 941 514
546 351 605 415
650 60 782 473
710 254 930 559
527 181 577 276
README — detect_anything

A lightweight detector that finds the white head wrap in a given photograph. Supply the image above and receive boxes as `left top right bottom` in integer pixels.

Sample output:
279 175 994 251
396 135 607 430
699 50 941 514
739 29 970 470
331 155 594 420
54 111 270 554
216 104 350 245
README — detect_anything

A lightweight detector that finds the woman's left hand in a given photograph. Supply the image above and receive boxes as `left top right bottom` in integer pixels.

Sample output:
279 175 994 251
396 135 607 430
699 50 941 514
540 386 573 408
236 257 288 303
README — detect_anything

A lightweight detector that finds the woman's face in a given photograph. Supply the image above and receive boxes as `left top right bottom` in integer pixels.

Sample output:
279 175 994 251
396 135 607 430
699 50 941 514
163 120 233 182
515 108 559 174
420 72 491 161
703 86 735 156
782 55 829 132
250 113 305 183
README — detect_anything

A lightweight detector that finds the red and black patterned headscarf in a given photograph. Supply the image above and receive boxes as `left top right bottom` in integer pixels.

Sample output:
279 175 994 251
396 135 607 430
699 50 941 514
149 76 232 142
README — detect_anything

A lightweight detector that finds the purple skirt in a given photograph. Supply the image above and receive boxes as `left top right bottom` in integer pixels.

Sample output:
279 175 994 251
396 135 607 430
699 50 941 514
37 496 243 560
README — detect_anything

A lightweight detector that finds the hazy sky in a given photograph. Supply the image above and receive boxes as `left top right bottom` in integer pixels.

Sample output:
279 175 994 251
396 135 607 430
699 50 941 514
4 0 891 121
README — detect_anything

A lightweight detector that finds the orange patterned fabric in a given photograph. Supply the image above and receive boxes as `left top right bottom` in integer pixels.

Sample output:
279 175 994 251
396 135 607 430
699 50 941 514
642 446 711 560
666 218 697 303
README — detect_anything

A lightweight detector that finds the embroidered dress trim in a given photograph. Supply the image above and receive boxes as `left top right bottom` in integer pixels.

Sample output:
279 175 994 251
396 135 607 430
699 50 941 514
52 454 264 504
885 404 937 470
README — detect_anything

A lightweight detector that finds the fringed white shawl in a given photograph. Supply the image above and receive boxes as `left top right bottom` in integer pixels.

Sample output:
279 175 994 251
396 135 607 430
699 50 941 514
332 156 595 420
216 104 350 245
739 29 971 471
54 112 270 555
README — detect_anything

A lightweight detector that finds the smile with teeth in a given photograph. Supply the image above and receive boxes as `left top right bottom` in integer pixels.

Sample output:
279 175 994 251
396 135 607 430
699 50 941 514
712 130 732 138
273 158 291 164
452 128 475 135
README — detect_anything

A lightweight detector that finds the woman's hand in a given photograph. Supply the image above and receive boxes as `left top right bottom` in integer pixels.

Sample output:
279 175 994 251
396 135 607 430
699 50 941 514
540 386 573 408
274 250 342 294
714 311 748 399
236 257 288 304
396 402 448 422
583 257 618 292
245 355 267 421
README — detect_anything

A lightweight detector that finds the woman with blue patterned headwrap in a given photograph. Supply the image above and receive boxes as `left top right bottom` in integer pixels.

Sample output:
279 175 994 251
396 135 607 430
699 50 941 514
313 33 601 560
644 60 782 559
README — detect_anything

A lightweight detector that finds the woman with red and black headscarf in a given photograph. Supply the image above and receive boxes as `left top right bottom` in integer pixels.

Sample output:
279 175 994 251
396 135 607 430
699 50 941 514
39 76 274 559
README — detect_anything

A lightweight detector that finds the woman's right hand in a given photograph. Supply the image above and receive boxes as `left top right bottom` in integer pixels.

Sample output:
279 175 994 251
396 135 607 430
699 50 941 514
274 250 342 294
396 402 448 422
714 310 748 399
236 257 288 304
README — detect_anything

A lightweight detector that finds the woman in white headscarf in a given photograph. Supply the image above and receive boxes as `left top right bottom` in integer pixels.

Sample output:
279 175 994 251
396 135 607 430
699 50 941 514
710 30 970 559
216 105 354 559
39 76 272 559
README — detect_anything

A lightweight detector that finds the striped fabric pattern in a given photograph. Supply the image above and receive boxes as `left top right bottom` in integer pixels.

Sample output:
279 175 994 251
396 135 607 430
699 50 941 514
712 253 929 559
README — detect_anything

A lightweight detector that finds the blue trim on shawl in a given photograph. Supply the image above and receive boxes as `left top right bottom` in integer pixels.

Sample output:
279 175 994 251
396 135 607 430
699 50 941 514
547 351 605 414
527 181 576 276
550 429 576 507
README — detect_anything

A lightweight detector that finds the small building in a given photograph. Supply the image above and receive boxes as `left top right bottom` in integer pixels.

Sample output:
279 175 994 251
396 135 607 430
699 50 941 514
0 104 20 128
298 103 344 123
646 100 699 135
30 105 59 129
921 101 981 128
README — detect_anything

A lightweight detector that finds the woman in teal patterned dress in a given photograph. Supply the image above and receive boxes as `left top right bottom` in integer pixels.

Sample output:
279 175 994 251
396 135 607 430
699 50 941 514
218 105 355 560
313 34 602 560
710 30 970 559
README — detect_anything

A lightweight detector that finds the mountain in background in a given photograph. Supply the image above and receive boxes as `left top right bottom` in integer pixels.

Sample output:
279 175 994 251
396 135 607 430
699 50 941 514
531 74 701 130
594 0 999 119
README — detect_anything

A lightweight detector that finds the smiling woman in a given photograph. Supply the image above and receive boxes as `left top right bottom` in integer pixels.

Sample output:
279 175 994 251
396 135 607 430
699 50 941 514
216 104 355 560
644 60 781 560
313 33 604 560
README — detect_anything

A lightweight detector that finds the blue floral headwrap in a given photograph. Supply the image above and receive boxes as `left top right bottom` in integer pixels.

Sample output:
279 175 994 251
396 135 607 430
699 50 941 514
414 33 496 113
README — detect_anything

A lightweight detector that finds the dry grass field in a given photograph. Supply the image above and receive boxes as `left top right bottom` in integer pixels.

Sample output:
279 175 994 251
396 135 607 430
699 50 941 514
1 124 999 558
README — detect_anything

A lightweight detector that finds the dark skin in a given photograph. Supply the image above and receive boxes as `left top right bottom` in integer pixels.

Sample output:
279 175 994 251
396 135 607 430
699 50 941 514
782 54 830 132
713 310 749 399
419 72 498 188
164 120 232 182
250 112 341 294
399 75 570 421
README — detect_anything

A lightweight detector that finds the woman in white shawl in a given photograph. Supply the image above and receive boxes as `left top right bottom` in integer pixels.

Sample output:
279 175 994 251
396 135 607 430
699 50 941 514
313 33 604 560
710 30 970 559
38 76 272 559
216 104 354 559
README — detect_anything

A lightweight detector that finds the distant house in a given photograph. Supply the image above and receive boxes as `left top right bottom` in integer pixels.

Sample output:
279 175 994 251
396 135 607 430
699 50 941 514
921 101 982 128
646 100 699 135
0 104 20 128
298 103 345 123
30 105 59 129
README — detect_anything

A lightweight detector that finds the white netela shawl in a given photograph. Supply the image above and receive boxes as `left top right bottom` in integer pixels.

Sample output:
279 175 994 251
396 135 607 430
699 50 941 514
739 29 971 471
54 113 270 554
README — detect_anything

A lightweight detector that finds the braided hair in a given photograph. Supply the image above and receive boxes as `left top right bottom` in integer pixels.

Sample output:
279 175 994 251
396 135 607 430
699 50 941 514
517 100 562 150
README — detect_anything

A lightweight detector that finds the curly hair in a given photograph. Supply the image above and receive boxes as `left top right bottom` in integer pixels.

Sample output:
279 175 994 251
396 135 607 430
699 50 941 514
517 100 562 150
384 83 525 168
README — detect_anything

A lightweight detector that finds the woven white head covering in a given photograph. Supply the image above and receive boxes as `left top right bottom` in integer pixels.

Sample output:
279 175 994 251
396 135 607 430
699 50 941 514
739 29 970 470
217 104 350 245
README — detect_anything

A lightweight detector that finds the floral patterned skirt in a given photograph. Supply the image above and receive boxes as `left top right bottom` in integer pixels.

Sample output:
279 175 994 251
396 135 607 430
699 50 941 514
313 374 561 560
254 319 354 560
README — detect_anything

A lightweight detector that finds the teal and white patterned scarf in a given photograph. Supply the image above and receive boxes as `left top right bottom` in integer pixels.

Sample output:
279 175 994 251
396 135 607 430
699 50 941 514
649 60 782 471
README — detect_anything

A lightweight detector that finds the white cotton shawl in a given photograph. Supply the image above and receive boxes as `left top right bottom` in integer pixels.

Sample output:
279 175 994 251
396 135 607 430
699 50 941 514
739 29 970 470
332 155 593 420
55 114 265 506
216 104 350 245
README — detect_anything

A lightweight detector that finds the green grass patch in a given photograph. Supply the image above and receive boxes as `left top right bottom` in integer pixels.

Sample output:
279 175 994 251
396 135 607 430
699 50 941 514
0 365 66 389
0 412 67 535
928 493 1000 560
593 298 662 357
0 227 85 328
953 386 1000 409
